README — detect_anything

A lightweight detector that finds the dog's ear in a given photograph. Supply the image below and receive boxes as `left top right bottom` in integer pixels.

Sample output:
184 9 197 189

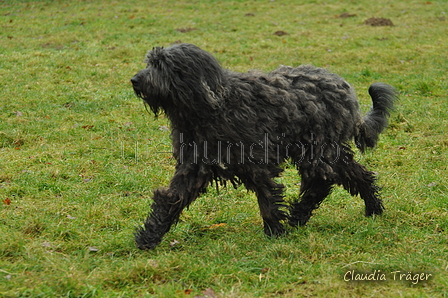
145 47 166 69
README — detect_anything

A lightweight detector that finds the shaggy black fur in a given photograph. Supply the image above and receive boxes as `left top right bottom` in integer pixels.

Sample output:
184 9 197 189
131 43 397 250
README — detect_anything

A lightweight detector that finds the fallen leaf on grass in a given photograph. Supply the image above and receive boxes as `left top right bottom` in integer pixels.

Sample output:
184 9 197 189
42 241 52 248
170 239 180 247
261 267 270 274
147 259 158 268
209 223 227 229
63 102 74 110
194 288 217 298
3 198 11 205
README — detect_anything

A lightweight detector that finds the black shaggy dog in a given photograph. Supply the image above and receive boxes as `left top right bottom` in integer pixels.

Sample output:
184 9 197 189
131 43 397 250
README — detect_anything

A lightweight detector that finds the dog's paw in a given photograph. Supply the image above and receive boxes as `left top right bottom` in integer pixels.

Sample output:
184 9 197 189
365 205 384 217
134 228 162 250
263 222 286 237
288 218 299 228
288 214 311 227
136 242 158 251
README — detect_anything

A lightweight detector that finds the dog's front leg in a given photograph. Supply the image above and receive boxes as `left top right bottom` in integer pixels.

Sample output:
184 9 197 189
249 179 288 237
135 164 210 250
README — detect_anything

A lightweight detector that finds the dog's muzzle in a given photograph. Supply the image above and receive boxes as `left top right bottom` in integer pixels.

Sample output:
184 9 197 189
131 76 143 98
130 76 139 87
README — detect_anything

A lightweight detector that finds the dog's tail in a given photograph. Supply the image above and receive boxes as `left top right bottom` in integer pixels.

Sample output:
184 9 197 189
355 83 397 152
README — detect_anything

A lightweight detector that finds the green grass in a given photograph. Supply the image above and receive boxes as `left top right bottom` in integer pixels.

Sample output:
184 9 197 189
1 0 447 297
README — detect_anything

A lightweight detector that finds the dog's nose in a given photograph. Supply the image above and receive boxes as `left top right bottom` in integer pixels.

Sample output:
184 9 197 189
131 77 139 87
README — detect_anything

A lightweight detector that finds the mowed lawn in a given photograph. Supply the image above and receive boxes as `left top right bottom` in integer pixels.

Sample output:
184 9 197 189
0 0 447 297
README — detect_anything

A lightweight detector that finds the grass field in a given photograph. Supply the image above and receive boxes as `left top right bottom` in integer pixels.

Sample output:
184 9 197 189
1 0 447 297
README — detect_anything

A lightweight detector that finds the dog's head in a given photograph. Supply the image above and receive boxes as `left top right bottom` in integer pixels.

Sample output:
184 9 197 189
131 43 226 117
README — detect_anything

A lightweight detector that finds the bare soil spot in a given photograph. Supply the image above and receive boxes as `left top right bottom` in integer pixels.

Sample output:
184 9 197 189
364 17 394 26
273 30 288 36
338 12 357 18
176 27 197 33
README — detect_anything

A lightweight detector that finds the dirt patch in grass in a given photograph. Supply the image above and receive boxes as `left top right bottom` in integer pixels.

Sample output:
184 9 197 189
338 12 357 18
364 17 394 26
176 27 197 33
273 30 288 36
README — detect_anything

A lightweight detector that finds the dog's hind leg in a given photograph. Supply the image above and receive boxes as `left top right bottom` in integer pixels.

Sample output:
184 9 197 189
135 164 211 250
334 145 384 216
338 161 384 217
288 174 333 227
